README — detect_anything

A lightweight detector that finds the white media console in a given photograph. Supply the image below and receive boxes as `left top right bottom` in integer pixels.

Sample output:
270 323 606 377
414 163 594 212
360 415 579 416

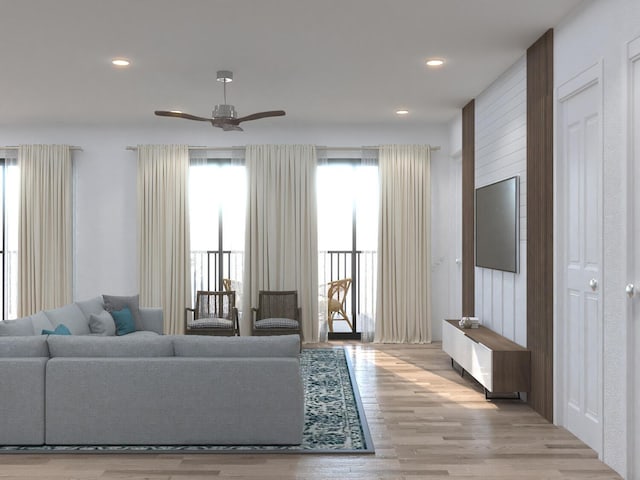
442 319 530 395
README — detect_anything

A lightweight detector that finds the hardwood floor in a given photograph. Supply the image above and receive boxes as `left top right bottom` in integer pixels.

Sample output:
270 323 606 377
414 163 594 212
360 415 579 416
0 343 621 479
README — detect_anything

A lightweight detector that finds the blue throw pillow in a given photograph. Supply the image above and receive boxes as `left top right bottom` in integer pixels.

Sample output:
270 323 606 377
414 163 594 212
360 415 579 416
42 324 72 335
111 307 136 336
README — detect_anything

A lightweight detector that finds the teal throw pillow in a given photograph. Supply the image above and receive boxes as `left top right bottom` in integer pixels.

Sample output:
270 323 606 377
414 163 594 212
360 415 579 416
42 324 72 336
111 307 136 336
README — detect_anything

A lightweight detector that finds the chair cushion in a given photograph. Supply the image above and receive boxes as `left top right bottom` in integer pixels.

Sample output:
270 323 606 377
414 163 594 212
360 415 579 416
255 318 299 329
188 318 234 329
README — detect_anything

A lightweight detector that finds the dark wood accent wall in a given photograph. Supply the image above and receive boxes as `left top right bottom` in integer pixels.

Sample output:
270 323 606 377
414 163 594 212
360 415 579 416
462 100 475 317
526 29 554 422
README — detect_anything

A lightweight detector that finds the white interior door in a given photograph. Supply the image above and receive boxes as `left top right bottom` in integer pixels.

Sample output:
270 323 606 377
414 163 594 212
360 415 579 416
628 39 640 479
449 153 462 318
559 69 603 455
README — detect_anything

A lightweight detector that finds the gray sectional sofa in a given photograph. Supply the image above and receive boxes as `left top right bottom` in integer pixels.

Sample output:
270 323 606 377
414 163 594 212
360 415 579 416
0 296 164 337
0 297 304 446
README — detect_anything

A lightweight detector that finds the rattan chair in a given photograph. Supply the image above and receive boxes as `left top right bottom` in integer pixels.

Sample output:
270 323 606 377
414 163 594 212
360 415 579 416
251 290 301 343
185 290 238 336
327 278 353 333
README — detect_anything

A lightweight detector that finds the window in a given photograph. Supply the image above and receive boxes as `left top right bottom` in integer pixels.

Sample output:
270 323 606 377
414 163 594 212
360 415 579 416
189 159 246 304
0 159 18 319
317 160 378 337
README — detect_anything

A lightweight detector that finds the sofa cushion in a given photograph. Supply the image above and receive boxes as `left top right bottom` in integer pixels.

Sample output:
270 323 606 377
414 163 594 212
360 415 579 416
89 310 116 336
44 304 91 335
103 294 144 331
0 317 35 336
75 296 106 320
172 334 300 358
0 336 49 357
30 311 54 335
42 324 72 336
47 335 174 357
111 307 136 336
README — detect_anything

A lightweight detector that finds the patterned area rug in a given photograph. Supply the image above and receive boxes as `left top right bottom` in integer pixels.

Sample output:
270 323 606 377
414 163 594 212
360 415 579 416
0 347 373 454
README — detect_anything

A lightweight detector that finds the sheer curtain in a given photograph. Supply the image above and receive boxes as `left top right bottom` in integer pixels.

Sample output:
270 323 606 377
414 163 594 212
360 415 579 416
18 145 72 316
375 144 432 343
359 148 379 343
243 144 319 341
137 145 191 334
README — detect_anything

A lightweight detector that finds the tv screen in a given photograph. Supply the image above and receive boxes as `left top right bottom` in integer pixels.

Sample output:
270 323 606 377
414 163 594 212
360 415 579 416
475 176 519 273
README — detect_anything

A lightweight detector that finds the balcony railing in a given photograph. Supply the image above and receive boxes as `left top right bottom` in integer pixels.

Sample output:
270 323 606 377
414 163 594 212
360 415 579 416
190 249 377 334
191 250 244 296
320 250 377 334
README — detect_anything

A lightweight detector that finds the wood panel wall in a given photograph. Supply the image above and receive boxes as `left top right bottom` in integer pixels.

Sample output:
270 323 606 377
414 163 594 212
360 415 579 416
526 29 554 421
462 100 475 317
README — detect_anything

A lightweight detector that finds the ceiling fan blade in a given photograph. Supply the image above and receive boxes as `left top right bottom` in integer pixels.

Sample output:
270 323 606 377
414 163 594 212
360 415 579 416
154 110 212 122
235 110 286 123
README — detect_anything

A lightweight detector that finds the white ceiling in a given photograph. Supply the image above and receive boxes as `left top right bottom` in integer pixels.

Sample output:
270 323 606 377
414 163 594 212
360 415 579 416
0 0 582 129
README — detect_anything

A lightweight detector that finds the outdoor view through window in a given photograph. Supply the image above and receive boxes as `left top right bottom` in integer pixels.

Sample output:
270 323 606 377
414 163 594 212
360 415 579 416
188 160 378 336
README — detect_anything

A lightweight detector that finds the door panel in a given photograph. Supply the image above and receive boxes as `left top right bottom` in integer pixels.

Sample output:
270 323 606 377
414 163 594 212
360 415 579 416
629 47 640 478
560 80 603 454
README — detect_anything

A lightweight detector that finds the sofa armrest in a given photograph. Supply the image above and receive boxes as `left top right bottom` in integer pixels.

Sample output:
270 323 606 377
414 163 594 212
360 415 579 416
140 307 164 334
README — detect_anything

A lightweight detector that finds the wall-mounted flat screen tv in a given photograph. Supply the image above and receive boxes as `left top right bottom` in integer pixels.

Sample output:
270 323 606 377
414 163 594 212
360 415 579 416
475 176 519 273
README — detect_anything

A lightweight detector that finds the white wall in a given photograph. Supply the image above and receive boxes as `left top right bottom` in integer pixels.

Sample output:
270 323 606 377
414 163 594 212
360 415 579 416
555 0 640 476
473 55 527 347
0 123 451 338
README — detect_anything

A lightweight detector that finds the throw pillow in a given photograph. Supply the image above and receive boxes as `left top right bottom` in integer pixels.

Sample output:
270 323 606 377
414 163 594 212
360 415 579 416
110 307 136 336
102 294 144 331
42 324 72 336
89 310 116 336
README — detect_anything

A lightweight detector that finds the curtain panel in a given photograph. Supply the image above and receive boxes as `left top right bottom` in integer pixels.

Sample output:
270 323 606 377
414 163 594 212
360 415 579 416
137 144 191 334
18 144 72 316
243 144 319 341
375 144 432 343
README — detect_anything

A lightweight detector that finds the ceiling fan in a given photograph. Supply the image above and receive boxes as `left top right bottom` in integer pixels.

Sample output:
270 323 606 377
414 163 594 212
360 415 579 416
154 70 285 131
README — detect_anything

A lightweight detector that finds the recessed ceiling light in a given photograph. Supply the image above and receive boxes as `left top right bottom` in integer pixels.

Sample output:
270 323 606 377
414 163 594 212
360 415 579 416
111 58 130 67
396 109 409 115
426 58 445 67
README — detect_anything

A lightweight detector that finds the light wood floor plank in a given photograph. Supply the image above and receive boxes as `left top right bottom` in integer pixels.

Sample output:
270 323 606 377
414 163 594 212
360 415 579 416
0 342 622 479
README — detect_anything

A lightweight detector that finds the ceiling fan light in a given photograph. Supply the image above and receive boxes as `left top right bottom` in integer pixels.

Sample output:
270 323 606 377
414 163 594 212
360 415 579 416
213 104 237 119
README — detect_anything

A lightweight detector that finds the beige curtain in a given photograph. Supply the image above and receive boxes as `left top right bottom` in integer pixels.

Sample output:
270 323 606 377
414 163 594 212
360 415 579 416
375 144 432 343
243 144 319 341
137 145 191 334
18 144 72 316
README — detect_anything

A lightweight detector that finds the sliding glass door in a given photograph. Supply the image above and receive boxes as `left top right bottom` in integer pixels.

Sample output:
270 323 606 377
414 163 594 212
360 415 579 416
317 160 378 338
189 159 246 307
0 159 18 319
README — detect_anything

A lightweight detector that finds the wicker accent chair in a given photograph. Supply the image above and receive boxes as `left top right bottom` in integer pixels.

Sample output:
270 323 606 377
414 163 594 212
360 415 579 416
185 290 238 336
252 291 301 343
327 278 353 333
